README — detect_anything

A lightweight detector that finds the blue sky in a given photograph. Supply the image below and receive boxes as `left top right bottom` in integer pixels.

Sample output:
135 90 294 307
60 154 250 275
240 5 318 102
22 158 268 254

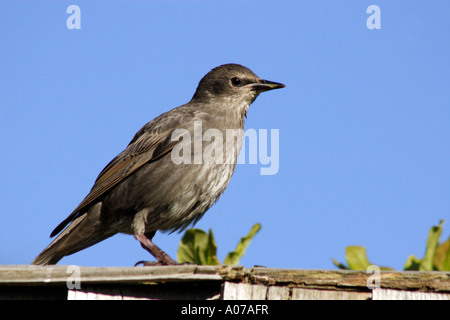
1 1 449 270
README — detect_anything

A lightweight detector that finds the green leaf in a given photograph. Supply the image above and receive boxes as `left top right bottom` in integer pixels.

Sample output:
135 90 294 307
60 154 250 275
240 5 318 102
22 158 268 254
345 246 372 270
434 239 450 271
224 223 261 265
205 229 221 265
419 220 444 271
176 228 220 265
404 254 421 271
331 258 349 270
442 239 450 271
333 248 394 270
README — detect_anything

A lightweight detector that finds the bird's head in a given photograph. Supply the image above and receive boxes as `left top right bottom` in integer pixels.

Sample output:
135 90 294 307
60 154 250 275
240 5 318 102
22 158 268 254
191 64 285 115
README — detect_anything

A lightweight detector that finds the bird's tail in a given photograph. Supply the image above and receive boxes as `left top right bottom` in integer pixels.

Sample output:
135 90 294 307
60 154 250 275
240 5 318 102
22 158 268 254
32 204 115 265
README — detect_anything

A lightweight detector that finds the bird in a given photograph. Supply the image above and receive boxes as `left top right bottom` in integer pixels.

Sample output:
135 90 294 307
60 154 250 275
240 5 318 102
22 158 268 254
31 63 285 265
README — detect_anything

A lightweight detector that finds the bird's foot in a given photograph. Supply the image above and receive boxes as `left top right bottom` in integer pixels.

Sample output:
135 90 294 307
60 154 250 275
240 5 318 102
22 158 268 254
134 233 178 266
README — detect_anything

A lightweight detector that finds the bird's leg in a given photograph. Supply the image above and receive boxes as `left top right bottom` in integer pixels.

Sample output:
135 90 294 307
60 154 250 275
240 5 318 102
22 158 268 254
134 233 178 266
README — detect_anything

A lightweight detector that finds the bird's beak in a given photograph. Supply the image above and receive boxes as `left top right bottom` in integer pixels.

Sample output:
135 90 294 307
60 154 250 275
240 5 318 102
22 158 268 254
246 79 286 92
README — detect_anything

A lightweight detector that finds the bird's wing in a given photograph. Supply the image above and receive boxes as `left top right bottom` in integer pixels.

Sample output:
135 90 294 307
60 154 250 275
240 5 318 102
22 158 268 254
50 125 181 237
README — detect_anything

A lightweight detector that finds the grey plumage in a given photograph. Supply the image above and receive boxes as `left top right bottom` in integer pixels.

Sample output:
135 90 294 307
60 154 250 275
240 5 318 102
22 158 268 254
32 63 284 265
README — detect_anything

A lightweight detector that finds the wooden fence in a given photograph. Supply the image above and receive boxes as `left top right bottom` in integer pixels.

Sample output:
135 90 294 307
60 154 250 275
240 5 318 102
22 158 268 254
0 265 449 300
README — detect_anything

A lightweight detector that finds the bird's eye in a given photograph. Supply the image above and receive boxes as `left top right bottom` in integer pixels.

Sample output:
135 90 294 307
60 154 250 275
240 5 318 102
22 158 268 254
230 77 241 86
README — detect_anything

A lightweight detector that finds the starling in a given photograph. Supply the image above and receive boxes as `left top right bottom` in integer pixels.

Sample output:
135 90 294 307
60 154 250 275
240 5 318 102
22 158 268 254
32 63 285 265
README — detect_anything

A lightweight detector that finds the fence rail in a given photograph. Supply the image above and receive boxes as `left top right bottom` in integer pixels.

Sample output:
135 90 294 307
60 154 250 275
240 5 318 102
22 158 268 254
0 265 449 300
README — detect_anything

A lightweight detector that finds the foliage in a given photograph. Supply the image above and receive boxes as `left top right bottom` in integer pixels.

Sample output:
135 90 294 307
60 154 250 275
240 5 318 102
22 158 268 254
332 246 394 271
332 220 449 271
177 223 261 265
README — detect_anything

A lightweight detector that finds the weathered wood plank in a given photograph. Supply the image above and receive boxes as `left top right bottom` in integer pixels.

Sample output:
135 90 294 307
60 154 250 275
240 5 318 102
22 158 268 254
1 265 449 297
266 286 290 300
68 286 124 300
248 268 450 292
291 288 371 300
372 288 450 300
222 282 267 300
0 265 233 285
